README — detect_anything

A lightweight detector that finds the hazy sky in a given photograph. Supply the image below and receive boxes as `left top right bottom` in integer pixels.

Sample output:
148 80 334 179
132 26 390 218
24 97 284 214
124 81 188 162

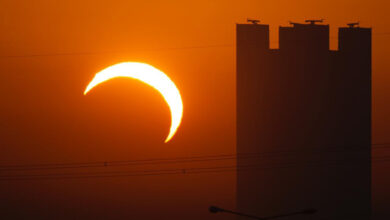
0 0 389 219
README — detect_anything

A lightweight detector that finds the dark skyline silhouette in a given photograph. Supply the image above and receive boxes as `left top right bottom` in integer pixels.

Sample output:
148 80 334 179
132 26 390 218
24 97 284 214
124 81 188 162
1 0 389 218
237 20 371 219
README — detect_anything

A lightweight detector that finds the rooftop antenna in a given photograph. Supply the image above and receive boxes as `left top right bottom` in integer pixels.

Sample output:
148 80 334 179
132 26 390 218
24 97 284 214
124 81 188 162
347 22 360 28
247 18 260 24
305 19 325 25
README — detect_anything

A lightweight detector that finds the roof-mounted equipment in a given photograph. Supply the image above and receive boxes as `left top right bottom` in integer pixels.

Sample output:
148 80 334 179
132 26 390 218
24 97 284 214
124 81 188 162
347 22 360 28
305 19 325 25
247 18 260 24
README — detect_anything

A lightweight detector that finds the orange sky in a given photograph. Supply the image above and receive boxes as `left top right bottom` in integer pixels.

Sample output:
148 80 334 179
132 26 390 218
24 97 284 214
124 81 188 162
0 0 389 219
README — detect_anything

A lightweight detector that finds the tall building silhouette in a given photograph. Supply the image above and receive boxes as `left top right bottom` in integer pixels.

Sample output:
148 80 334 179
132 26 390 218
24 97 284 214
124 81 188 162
236 21 371 220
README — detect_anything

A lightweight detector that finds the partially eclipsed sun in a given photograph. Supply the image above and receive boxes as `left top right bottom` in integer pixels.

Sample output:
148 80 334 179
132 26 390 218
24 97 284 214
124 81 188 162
84 62 183 143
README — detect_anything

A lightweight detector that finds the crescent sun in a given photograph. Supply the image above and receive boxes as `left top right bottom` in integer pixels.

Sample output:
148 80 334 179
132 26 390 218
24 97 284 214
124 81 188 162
84 62 183 143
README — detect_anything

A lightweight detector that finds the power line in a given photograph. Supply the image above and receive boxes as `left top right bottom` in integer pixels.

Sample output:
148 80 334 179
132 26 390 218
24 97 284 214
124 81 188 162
0 144 387 171
0 144 387 172
1 155 388 178
0 156 387 181
0 32 389 59
0 44 233 59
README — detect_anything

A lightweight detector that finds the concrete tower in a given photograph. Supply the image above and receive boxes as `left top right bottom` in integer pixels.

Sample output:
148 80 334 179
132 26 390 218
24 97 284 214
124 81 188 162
236 21 371 220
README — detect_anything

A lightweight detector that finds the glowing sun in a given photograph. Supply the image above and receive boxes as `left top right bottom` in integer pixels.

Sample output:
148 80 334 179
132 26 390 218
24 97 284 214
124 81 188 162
84 62 183 143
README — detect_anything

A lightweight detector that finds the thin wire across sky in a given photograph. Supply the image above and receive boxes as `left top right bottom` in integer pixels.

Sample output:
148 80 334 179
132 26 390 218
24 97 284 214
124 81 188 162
0 144 388 181
0 156 387 181
0 32 388 59
0 144 387 172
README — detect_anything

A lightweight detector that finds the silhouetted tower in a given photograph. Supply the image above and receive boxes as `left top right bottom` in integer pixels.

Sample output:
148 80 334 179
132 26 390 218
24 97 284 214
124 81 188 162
237 20 371 220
